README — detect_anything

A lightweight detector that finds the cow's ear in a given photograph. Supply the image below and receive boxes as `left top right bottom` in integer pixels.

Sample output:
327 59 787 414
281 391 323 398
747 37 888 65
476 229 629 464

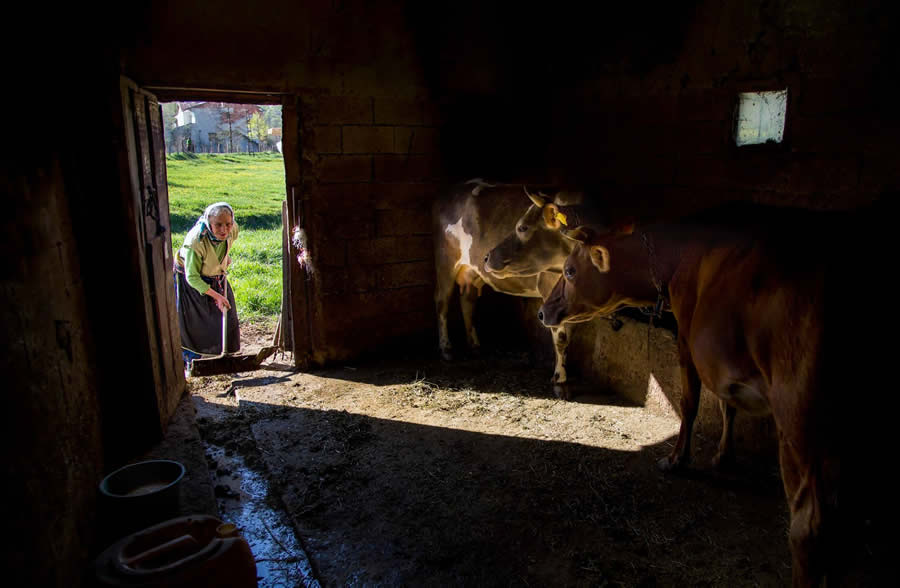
524 185 545 207
542 203 562 230
589 245 611 273
562 226 592 243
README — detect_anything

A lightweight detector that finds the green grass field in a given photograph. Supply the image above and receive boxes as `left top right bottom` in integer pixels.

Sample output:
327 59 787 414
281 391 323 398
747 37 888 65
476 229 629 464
166 152 285 325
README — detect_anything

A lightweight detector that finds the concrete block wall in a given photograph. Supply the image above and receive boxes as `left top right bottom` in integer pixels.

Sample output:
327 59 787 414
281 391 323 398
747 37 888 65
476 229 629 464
303 95 443 363
517 299 779 458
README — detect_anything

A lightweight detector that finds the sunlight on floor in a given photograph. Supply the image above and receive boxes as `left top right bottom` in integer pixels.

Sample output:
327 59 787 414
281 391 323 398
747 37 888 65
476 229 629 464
194 371 681 453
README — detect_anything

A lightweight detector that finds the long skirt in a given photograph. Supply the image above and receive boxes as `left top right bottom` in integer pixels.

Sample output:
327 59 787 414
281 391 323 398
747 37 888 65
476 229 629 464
174 268 240 357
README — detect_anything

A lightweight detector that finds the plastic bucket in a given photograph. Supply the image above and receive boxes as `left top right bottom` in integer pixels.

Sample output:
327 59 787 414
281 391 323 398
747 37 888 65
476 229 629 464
93 514 257 587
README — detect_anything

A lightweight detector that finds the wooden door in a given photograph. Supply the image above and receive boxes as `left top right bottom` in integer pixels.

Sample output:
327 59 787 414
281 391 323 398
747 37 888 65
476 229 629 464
120 77 185 424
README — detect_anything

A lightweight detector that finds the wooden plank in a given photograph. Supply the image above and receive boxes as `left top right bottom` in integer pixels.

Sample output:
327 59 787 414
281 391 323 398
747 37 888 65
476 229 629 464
133 93 159 242
126 85 166 419
133 92 171 424
282 96 311 369
120 78 186 432
147 96 186 419
281 200 294 351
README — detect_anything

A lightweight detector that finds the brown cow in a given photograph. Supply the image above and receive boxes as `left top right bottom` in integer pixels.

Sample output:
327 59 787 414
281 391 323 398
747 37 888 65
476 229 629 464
537 203 836 586
432 179 581 398
494 198 740 465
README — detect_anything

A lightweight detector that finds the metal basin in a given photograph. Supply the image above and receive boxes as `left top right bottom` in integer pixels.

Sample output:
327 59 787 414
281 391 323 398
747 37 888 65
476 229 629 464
99 460 186 541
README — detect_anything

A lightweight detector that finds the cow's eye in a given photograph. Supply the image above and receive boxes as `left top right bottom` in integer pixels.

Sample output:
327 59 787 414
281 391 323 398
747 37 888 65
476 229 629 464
564 265 576 279
517 225 528 233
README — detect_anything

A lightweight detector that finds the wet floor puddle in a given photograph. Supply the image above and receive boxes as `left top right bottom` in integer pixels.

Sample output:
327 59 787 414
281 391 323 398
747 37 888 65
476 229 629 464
206 444 319 587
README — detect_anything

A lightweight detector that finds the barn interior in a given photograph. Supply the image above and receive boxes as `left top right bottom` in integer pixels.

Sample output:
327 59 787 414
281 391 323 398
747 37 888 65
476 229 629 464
4 0 898 585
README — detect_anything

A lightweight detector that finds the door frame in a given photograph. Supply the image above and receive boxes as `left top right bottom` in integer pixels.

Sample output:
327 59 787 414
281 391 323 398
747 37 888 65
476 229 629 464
142 84 312 370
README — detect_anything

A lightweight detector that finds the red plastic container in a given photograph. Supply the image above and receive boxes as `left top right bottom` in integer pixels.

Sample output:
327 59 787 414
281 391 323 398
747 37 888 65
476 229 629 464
93 515 257 587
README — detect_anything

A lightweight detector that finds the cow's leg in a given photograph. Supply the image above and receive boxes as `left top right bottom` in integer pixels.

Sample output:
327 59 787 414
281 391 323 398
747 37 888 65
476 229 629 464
459 285 481 354
712 399 737 468
550 324 572 401
777 431 826 587
658 335 701 472
434 271 456 361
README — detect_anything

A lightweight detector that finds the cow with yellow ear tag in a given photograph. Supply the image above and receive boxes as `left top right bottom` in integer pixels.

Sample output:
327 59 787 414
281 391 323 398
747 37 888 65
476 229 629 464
433 179 582 399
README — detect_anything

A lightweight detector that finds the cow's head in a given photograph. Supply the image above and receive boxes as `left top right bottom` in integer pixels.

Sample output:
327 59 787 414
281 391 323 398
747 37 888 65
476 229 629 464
483 186 579 278
537 224 640 327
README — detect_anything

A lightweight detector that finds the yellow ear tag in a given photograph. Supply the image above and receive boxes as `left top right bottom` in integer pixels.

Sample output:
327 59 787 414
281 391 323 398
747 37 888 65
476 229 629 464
555 211 568 226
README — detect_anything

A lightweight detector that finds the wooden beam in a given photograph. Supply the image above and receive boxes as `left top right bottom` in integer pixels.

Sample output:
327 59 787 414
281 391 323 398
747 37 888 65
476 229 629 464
282 95 312 369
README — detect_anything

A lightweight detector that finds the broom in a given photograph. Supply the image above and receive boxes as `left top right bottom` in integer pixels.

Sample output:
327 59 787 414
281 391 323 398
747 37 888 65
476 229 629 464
189 276 278 377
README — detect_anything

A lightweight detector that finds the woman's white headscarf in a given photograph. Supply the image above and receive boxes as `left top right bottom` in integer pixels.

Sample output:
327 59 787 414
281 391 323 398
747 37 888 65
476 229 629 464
192 202 235 243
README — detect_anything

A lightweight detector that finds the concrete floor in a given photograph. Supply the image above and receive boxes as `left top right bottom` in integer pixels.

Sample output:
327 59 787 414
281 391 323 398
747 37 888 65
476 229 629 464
137 393 317 587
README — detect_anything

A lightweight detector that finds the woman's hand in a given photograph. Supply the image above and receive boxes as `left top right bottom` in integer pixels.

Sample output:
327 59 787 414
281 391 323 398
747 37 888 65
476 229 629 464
205 288 232 312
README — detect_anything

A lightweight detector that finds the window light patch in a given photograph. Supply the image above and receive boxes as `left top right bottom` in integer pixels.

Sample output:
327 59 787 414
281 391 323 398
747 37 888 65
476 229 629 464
734 89 787 146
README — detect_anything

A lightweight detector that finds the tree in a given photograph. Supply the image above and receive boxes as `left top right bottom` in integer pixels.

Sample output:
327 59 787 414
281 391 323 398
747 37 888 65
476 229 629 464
218 104 238 153
260 105 282 129
216 103 260 152
248 112 268 152
161 102 180 152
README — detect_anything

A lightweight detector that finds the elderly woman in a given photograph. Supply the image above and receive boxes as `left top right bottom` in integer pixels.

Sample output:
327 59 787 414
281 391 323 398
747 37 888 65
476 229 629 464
174 202 241 369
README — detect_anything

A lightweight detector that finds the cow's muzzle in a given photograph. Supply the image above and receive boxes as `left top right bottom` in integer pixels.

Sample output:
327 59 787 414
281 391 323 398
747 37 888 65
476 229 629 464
483 251 510 273
538 303 565 327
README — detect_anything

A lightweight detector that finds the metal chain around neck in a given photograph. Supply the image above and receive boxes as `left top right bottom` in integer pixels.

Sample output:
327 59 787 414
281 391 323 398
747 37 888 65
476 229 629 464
638 230 670 363
640 231 666 314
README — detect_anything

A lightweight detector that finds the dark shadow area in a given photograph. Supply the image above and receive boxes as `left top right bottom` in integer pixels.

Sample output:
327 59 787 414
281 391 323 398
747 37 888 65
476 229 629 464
404 2 697 182
615 306 678 333
92 395 218 551
192 394 796 587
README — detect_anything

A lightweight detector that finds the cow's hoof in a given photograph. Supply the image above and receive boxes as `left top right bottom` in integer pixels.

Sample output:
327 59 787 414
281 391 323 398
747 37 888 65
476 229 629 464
440 349 454 361
553 382 572 401
657 455 686 472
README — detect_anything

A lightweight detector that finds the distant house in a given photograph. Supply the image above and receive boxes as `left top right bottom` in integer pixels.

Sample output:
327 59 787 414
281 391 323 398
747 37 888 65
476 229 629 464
268 128 283 153
172 102 263 153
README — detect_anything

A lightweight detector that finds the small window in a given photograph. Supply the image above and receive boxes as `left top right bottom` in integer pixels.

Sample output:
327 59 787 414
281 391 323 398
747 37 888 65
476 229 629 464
734 89 787 146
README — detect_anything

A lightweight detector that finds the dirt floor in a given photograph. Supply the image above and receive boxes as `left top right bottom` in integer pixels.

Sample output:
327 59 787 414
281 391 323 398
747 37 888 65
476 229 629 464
183 323 805 587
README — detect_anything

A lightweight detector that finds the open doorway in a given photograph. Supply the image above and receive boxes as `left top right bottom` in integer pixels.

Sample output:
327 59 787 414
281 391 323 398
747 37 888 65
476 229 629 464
161 100 287 369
